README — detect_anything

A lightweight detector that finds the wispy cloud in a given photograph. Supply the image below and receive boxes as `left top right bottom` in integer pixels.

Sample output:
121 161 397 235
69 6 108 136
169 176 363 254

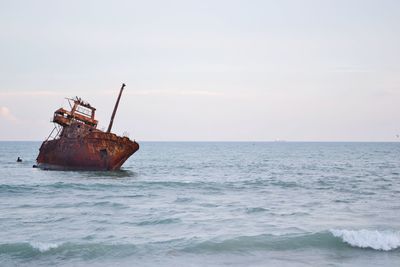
0 91 64 97
328 67 375 73
100 89 224 97
0 89 223 97
0 106 17 122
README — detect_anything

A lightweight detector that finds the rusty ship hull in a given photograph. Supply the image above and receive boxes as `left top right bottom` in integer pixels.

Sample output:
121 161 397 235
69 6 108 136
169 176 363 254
37 127 139 171
35 83 139 171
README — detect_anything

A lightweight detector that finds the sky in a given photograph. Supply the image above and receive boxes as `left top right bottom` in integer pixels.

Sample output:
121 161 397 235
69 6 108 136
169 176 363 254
0 0 399 141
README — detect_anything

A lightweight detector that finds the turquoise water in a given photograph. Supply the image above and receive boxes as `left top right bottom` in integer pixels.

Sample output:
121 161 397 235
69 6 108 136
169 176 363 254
1 141 400 266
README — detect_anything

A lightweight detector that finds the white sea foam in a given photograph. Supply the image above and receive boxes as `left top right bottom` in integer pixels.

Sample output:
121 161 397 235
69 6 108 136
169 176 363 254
330 229 400 251
30 242 60 252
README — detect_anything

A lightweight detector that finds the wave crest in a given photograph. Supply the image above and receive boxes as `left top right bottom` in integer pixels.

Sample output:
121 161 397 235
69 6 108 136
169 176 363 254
30 242 60 252
330 229 400 251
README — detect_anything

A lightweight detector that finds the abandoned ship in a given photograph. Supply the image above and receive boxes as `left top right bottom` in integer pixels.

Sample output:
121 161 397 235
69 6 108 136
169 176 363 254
35 83 139 171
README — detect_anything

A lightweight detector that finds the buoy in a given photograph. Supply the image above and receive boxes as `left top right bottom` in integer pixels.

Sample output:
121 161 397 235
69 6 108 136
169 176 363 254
17 157 22 162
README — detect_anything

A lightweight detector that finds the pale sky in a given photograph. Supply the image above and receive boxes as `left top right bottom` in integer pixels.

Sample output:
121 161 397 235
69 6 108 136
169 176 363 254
1 0 399 141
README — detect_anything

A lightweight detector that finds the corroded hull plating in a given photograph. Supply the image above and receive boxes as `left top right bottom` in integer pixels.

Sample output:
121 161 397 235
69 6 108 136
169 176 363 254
36 131 139 171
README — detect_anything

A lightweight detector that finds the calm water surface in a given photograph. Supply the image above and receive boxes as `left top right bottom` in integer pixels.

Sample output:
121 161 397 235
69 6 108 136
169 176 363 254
0 142 399 266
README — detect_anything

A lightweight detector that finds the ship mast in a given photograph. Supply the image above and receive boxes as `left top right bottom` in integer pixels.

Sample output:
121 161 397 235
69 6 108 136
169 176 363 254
107 83 126 133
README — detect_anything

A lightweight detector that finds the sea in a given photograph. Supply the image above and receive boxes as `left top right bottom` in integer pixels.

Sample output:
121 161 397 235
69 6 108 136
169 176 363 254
0 141 399 266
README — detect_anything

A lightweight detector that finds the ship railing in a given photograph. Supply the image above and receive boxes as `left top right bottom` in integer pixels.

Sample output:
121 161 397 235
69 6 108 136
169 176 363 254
45 124 63 141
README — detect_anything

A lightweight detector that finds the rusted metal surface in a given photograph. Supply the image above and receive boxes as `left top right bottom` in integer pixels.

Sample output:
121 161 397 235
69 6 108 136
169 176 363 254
36 84 139 171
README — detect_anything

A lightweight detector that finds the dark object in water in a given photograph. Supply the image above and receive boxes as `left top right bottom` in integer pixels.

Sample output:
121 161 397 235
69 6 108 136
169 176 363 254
17 157 22 162
35 83 139 171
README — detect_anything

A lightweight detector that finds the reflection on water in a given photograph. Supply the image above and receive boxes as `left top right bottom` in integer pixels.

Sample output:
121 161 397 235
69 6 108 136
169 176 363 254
81 169 138 179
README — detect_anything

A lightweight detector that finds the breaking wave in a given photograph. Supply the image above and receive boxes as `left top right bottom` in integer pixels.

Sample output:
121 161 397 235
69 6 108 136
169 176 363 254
330 229 400 251
29 242 61 252
0 242 138 259
1 230 399 261
185 230 400 253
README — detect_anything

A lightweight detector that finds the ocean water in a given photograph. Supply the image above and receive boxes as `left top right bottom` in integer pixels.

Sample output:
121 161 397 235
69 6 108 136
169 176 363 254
0 141 399 266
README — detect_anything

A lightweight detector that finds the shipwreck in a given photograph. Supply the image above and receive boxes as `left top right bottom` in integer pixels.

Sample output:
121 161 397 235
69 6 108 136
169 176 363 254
35 83 139 171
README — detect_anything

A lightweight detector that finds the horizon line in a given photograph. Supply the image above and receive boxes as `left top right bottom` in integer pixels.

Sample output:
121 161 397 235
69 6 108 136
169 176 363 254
0 140 399 143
